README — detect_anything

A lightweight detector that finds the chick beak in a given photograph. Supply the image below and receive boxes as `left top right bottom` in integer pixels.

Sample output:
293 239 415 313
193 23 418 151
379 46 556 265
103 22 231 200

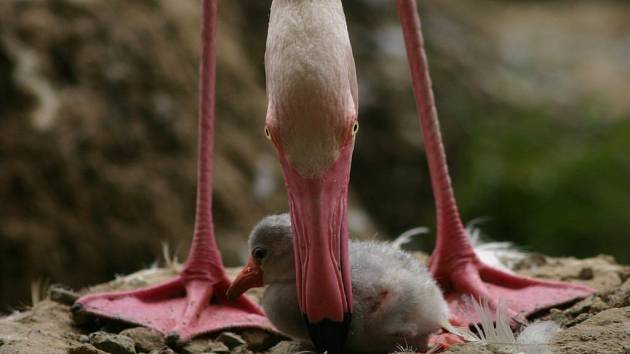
226 256 264 301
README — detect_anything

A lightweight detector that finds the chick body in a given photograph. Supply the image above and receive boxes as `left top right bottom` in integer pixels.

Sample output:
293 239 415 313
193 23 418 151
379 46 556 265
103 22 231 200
249 214 449 353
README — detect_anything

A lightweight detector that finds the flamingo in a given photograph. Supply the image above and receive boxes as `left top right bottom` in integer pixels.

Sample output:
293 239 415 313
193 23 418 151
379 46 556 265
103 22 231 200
70 0 595 351
395 0 594 325
72 0 270 343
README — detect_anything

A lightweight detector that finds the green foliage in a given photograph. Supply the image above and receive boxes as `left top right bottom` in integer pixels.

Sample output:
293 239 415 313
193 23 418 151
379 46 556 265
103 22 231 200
456 105 630 262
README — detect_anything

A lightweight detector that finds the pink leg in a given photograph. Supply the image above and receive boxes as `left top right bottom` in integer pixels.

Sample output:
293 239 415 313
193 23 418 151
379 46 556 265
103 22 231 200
73 0 270 343
428 332 464 352
396 0 593 327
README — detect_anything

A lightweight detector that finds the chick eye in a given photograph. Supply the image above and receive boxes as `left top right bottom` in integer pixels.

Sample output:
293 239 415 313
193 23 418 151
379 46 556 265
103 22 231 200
252 247 268 260
351 122 359 136
264 126 272 140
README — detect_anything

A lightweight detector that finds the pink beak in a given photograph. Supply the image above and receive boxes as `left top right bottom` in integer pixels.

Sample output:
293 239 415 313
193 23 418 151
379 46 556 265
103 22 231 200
226 256 264 301
275 141 355 352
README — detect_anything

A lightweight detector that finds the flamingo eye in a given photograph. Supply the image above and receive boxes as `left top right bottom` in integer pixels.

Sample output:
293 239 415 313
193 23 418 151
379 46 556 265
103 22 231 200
252 247 268 260
264 126 272 140
351 122 359 136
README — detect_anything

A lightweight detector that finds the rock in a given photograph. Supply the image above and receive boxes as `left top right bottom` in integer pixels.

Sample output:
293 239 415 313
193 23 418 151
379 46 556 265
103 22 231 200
215 332 246 349
120 327 164 352
89 331 136 354
68 344 109 354
238 329 284 351
229 345 254 354
578 267 594 280
553 307 630 354
601 277 630 308
266 341 314 354
48 284 80 305
589 296 609 313
148 348 176 354
180 338 229 354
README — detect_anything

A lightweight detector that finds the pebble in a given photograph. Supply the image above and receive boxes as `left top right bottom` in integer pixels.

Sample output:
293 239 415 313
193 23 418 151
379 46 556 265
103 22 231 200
180 338 230 354
229 345 254 354
120 327 164 352
68 344 108 354
573 313 590 324
89 331 136 354
579 267 594 280
215 332 246 349
148 348 176 354
239 329 284 351
267 341 314 354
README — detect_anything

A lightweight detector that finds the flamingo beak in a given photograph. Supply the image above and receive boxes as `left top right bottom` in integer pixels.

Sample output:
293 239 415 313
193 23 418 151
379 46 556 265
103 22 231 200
276 142 355 353
226 256 264 301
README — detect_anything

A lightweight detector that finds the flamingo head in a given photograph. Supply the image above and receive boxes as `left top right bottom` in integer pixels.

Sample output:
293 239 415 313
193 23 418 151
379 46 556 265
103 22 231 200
261 0 358 351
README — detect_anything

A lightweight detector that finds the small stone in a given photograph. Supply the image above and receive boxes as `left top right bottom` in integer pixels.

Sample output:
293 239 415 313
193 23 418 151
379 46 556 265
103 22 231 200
548 308 568 324
48 284 80 305
228 345 253 354
579 267 594 280
120 327 164 352
596 254 617 264
215 332 246 349
590 297 610 313
68 344 108 354
148 348 176 354
573 313 590 324
618 268 630 282
79 335 90 343
267 341 314 354
181 338 229 354
239 329 284 351
89 331 136 354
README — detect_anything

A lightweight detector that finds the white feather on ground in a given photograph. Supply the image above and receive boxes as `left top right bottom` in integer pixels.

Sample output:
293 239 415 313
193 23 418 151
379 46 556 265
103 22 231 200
395 221 560 353
441 299 561 354
466 218 528 272
515 321 561 354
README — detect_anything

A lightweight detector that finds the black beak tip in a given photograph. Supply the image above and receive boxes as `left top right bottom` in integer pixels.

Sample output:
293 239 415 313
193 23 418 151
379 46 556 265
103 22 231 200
304 313 351 354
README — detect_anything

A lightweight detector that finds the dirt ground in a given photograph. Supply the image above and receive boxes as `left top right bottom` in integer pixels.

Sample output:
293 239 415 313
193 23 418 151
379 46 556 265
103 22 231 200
1 251 629 354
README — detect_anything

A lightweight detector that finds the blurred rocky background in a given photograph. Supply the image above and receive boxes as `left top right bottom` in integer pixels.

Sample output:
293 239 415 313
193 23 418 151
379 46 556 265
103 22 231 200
1 0 629 311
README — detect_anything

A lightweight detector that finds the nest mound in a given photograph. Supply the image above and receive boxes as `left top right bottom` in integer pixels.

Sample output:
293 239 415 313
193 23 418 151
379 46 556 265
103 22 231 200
1 252 629 354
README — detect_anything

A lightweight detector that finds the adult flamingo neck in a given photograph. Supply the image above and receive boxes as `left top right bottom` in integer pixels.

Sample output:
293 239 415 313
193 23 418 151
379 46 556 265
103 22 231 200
396 0 474 262
184 0 225 280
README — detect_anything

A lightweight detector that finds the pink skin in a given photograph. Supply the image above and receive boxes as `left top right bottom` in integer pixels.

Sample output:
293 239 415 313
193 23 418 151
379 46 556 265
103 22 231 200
428 332 464 352
396 0 594 327
73 0 270 343
265 103 357 352
277 142 354 323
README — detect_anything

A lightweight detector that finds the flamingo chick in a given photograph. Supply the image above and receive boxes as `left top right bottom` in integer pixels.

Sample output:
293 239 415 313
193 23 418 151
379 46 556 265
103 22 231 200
227 214 456 353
